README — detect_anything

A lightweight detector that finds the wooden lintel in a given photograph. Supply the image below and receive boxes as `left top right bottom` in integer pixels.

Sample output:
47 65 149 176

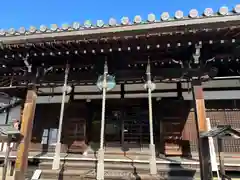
14 90 37 180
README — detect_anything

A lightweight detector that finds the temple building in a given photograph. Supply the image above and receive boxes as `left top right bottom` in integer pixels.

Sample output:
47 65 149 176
0 4 240 180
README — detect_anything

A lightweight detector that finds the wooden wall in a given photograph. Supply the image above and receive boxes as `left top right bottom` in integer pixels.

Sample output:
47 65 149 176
182 100 240 153
155 99 240 155
30 102 88 153
29 99 240 155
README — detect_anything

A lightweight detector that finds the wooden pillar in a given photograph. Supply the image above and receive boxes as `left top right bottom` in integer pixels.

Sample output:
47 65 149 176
191 80 213 180
14 90 37 180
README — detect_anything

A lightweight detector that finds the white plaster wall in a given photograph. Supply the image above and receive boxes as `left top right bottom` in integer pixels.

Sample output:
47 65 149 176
0 106 21 125
0 112 6 124
7 106 21 123
0 106 21 152
183 90 240 100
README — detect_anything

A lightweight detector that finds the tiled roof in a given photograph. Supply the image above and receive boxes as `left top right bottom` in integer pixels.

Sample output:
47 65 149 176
0 5 240 43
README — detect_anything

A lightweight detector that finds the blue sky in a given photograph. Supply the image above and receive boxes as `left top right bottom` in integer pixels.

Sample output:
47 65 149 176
0 0 239 29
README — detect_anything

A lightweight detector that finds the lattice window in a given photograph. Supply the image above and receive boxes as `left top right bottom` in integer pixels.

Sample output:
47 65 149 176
224 110 240 126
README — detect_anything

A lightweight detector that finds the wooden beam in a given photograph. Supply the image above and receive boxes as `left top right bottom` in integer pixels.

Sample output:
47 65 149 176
192 82 207 132
14 90 37 180
191 80 213 180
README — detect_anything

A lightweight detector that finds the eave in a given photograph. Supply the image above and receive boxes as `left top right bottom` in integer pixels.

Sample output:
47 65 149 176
0 6 240 45
1 5 240 93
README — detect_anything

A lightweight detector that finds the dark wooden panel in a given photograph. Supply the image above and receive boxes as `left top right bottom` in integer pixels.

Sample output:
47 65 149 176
163 121 183 155
30 102 87 153
157 100 191 156
187 100 240 153
62 117 87 153
29 99 240 155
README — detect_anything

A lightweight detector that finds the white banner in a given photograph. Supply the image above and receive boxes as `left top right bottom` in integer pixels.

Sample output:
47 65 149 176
49 128 58 145
41 129 49 145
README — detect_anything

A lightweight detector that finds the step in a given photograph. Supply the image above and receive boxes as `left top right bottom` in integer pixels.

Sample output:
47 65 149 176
38 169 200 180
26 166 240 180
40 160 197 171
39 161 200 179
39 169 88 180
40 178 236 180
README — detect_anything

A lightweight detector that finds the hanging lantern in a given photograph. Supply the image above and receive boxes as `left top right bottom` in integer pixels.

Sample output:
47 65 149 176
61 85 72 94
96 75 116 91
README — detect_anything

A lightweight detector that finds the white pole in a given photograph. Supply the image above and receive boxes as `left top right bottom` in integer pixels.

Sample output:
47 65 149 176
206 118 220 180
148 88 154 145
96 63 108 180
52 64 69 170
146 62 157 175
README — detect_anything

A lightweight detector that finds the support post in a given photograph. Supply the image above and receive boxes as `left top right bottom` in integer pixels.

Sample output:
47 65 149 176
121 115 124 146
2 137 11 180
145 61 157 175
52 64 69 170
191 80 213 180
96 63 107 180
217 138 225 179
14 89 37 180
148 86 157 175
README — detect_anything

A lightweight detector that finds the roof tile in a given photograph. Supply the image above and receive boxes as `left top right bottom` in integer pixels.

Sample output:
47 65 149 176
0 5 240 40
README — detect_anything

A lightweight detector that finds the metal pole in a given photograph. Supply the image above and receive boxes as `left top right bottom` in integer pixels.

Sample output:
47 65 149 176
146 62 157 175
2 137 11 180
52 64 69 170
121 117 124 146
96 63 108 180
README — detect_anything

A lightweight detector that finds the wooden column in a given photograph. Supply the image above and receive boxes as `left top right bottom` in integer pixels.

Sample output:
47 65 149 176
192 80 213 180
14 90 37 180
